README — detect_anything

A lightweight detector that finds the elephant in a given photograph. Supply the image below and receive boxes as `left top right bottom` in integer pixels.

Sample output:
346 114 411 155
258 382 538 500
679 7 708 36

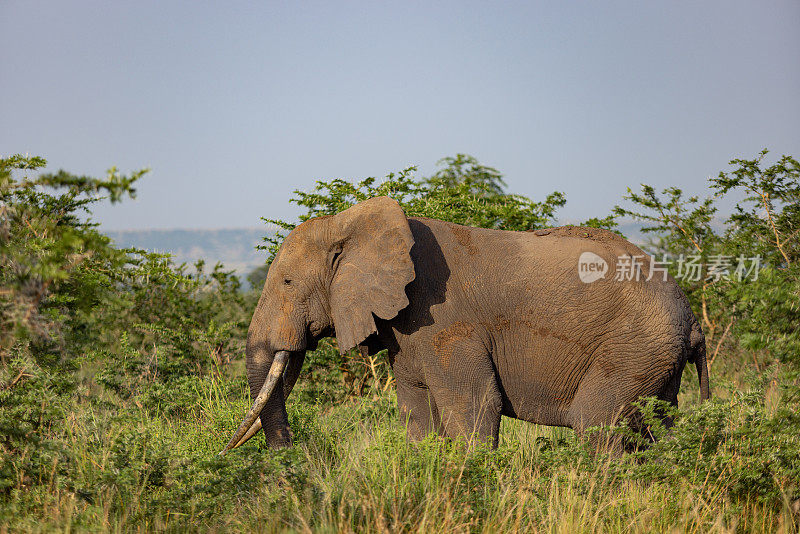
221 196 709 454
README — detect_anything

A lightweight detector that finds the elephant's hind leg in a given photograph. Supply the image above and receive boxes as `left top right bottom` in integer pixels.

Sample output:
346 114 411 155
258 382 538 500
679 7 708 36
567 355 680 453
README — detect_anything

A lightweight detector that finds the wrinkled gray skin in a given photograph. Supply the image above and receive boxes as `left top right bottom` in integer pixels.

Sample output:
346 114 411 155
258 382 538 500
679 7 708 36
233 196 709 451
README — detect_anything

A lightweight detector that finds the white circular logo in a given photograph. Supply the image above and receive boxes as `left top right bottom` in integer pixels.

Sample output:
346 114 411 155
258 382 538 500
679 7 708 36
578 252 608 283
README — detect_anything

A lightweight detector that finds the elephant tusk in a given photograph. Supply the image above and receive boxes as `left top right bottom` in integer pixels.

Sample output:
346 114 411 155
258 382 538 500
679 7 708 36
230 418 262 450
225 354 299 451
219 350 290 455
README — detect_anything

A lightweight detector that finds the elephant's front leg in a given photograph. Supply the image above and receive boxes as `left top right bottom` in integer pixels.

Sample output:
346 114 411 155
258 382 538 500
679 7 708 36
426 334 503 447
396 380 442 441
429 378 502 447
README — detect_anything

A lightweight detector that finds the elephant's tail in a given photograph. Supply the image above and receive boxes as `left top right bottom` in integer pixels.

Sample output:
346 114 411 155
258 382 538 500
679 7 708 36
689 323 710 401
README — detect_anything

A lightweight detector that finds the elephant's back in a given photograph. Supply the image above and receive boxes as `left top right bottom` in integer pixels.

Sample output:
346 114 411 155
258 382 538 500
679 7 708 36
525 225 647 259
406 216 686 314
493 223 694 344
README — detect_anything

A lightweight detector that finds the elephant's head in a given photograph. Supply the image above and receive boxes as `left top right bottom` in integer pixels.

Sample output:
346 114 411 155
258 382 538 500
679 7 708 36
220 196 415 453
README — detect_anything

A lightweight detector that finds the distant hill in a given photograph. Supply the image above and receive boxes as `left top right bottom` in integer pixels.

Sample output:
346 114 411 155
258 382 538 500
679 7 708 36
106 228 273 278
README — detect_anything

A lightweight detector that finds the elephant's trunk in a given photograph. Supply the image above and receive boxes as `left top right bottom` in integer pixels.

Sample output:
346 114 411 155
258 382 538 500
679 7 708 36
220 350 290 455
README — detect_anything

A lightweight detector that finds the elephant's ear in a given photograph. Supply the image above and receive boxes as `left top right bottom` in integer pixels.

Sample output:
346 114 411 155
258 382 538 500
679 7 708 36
329 196 415 354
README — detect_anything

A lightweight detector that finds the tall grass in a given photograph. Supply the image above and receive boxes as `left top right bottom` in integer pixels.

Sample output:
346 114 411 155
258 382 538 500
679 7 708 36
2 366 797 533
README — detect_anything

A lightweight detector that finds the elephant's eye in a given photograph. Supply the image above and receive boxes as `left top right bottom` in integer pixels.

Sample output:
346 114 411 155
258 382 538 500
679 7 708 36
283 278 292 285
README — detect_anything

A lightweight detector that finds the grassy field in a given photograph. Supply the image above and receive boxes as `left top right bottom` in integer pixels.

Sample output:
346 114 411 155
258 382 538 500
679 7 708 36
3 348 798 533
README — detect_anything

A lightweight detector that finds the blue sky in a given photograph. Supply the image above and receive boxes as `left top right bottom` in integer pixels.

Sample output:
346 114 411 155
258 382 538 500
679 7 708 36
2 1 798 230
